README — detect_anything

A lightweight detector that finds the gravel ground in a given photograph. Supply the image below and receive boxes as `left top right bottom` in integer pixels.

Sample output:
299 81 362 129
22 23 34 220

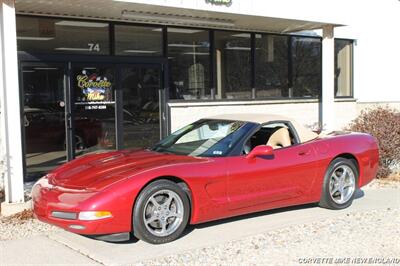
134 208 400 266
1 183 399 265
0 215 61 241
364 178 400 189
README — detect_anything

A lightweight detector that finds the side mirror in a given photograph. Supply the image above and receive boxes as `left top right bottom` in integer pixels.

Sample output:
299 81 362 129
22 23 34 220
246 145 274 159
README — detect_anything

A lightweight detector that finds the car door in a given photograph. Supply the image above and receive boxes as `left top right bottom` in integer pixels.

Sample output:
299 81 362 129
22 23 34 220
226 141 318 211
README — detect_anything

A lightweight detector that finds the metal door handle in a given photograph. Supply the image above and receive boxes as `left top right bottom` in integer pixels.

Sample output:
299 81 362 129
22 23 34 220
66 113 72 129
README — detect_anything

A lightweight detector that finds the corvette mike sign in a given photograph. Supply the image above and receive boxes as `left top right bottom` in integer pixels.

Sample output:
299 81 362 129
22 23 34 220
77 70 112 102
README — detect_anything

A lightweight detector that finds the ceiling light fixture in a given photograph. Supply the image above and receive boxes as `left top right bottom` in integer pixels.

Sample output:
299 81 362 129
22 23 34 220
153 28 204 34
231 33 251 38
225 47 251 51
123 50 158 54
182 52 210 55
55 47 90 51
121 10 235 28
55 21 108 28
33 67 59 70
168 44 204 48
157 28 204 34
17 36 54 41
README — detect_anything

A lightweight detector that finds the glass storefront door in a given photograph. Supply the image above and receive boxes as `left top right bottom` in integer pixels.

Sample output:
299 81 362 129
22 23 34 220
21 60 165 180
120 65 162 149
71 64 116 156
71 63 164 154
21 63 68 180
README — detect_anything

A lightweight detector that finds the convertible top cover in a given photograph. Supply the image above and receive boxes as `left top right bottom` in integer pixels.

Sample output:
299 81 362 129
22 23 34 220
206 113 318 143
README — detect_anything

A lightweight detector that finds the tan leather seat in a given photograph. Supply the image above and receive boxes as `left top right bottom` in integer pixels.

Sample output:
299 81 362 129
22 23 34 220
266 127 292 149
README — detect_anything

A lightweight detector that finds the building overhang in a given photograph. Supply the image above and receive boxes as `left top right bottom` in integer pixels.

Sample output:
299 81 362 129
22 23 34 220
15 0 343 33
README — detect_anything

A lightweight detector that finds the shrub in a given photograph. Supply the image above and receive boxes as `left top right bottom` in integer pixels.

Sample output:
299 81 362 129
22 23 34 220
346 106 400 178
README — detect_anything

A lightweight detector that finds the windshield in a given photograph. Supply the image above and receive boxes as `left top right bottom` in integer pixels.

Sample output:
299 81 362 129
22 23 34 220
152 119 252 157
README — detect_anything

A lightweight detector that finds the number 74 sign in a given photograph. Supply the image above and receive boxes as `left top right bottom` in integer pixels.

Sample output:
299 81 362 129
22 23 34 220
88 43 100 52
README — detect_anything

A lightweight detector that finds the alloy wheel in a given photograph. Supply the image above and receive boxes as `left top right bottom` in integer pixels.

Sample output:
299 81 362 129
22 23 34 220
329 165 356 204
143 189 184 237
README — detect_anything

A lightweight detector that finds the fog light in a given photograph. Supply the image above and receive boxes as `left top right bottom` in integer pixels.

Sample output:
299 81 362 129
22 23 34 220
78 211 112 221
51 211 77 220
69 224 86 230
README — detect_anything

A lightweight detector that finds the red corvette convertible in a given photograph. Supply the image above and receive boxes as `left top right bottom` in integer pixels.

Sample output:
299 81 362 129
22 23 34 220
32 114 379 244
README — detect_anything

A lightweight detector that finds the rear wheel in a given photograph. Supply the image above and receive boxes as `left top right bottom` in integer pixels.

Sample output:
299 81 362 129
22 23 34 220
133 180 190 244
319 158 358 209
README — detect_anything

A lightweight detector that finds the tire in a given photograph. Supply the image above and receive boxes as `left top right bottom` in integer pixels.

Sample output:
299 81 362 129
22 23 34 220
319 157 358 209
133 179 190 244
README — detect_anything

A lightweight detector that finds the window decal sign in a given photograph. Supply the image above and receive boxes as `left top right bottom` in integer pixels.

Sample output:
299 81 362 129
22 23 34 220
77 70 112 101
205 0 232 6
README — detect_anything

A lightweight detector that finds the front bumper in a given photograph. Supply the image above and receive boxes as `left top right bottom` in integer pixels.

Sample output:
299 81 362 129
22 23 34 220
31 178 131 235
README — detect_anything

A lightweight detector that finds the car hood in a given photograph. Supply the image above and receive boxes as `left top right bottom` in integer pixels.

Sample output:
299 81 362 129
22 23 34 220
47 149 200 191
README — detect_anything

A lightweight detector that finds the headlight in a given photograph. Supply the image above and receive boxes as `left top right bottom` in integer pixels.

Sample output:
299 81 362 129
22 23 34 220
78 211 112 221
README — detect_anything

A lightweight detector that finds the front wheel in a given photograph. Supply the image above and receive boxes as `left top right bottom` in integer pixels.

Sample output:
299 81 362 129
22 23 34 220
319 157 358 209
133 180 190 244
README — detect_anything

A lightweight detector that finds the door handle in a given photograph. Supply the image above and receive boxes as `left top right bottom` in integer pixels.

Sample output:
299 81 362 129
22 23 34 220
298 150 311 156
66 113 72 129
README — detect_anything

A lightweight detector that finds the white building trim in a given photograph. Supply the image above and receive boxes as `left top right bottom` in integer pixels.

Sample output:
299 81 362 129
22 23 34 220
0 0 25 210
321 25 335 131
